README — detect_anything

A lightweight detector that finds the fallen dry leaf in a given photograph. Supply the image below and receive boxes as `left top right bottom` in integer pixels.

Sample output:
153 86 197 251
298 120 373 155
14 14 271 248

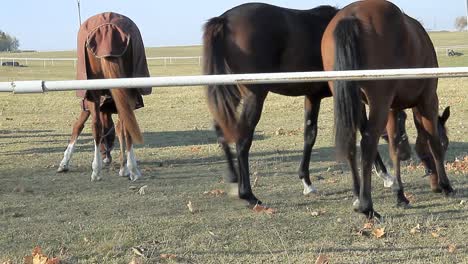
128 257 143 264
363 222 374 230
23 246 60 264
445 156 468 174
275 128 285 136
405 192 417 203
326 178 338 184
138 185 148 195
252 204 276 215
448 244 457 253
372 227 386 239
190 146 202 152
310 211 320 217
431 232 440 238
252 176 259 188
315 254 329 264
410 224 421 234
187 201 194 213
2 260 13 264
160 254 177 260
131 246 145 257
203 189 226 197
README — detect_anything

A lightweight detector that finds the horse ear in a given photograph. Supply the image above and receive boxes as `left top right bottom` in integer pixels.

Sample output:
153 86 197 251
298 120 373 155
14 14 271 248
440 106 450 125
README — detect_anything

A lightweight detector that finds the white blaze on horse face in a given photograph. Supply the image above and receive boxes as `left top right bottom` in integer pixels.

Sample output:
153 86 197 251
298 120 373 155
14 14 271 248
127 146 141 181
302 179 318 195
91 141 103 181
58 141 76 172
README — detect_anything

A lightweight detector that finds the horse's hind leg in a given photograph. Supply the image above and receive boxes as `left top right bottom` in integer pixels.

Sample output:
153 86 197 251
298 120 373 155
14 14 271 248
358 103 389 219
116 119 129 177
125 127 141 181
58 108 90 172
386 110 409 207
236 90 267 206
88 99 103 181
364 106 396 188
100 112 115 166
214 122 238 183
298 96 320 195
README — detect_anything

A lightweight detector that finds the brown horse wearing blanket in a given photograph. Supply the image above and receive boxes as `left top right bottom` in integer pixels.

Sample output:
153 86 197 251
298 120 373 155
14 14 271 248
321 0 454 218
57 12 151 181
204 3 410 207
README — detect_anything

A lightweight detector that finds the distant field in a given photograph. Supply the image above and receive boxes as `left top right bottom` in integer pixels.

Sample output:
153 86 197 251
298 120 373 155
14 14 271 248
0 32 466 263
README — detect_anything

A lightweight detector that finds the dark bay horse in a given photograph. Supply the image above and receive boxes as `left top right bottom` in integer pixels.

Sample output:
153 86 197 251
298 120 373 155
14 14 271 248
57 12 151 181
321 0 454 218
204 3 409 206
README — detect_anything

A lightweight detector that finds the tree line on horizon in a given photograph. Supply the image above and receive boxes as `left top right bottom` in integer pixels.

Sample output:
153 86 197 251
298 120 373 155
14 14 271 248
0 30 19 52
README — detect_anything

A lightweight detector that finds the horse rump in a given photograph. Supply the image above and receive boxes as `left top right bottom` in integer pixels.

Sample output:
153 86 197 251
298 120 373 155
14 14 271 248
100 57 143 144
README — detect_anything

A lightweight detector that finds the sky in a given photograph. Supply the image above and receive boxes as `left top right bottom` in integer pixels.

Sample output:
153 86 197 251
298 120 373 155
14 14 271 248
1 0 467 51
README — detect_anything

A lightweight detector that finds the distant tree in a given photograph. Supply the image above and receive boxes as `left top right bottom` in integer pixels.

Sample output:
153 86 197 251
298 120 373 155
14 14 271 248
0 30 20 51
454 16 467 31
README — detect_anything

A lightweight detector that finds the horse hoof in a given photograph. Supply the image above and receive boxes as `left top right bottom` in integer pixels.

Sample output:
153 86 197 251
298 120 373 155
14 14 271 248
103 158 111 166
397 200 411 209
375 171 395 188
129 174 141 182
91 173 101 182
443 187 455 197
383 178 395 188
303 185 318 196
57 166 69 173
431 187 443 193
440 183 454 195
370 211 382 220
353 199 360 210
119 168 130 177
240 194 262 207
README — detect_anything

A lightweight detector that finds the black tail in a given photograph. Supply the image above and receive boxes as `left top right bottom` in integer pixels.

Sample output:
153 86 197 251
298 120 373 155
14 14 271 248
203 16 241 143
333 17 363 159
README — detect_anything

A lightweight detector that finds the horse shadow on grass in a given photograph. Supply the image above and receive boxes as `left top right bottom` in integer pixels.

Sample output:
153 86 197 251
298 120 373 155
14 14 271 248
1 127 467 176
0 129 265 156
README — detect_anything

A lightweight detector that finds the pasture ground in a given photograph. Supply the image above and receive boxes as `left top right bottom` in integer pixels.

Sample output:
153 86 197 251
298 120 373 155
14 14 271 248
0 31 467 263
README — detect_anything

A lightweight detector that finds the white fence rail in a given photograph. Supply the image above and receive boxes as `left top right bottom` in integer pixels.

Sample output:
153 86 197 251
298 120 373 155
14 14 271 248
0 67 467 94
1 44 467 68
0 56 203 68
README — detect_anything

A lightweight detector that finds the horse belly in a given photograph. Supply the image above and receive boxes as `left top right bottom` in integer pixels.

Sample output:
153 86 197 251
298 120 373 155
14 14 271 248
269 83 330 97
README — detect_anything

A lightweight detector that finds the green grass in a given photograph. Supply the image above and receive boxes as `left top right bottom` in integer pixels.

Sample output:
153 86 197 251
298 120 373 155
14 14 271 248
0 32 467 263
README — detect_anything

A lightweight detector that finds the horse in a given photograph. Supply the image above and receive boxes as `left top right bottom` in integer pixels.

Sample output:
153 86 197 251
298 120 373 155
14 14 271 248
203 3 410 207
321 0 454 218
57 12 151 181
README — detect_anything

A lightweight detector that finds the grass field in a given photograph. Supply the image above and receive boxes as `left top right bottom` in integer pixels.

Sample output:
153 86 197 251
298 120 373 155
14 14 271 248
0 32 467 263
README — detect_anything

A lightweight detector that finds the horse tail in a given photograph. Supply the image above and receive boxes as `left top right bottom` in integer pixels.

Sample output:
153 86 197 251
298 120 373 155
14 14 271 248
333 17 363 159
101 57 144 144
203 16 241 143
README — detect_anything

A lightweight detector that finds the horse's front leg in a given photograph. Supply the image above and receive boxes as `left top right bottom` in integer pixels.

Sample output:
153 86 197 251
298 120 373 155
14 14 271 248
88 99 103 181
386 110 409 207
298 96 320 195
236 91 267 206
58 108 90 172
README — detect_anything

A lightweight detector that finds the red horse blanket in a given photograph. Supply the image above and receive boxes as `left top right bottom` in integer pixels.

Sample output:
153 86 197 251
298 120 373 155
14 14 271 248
76 12 152 111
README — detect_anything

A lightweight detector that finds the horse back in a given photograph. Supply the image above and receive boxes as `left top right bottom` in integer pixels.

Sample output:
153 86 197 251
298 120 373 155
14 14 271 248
213 3 337 96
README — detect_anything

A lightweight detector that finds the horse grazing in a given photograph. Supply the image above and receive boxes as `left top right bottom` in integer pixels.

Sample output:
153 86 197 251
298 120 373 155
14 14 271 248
203 3 409 206
321 0 454 218
57 12 151 181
